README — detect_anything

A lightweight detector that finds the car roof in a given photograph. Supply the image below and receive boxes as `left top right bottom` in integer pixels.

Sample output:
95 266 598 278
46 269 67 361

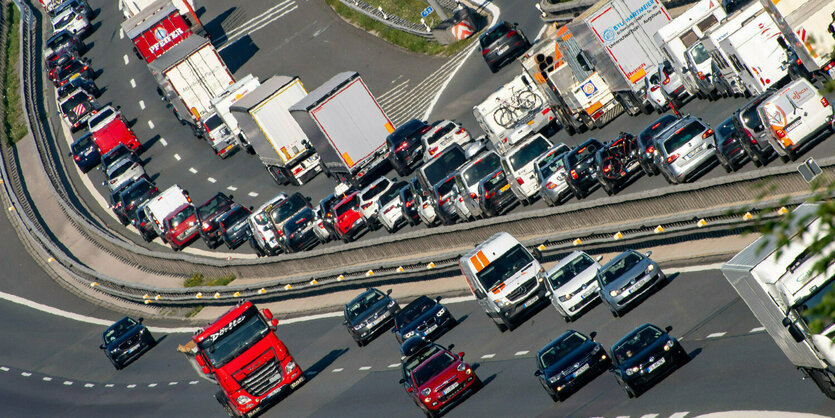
600 249 642 270
346 287 383 307
537 329 584 356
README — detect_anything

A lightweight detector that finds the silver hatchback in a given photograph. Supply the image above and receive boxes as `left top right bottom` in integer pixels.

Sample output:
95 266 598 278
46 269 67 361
654 116 717 184
597 250 666 317
534 144 571 206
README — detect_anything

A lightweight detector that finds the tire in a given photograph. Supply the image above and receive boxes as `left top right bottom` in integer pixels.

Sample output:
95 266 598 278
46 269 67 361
571 185 584 200
624 382 639 398
610 304 620 318
601 180 614 196
807 368 835 399
565 124 576 136
720 159 732 173
216 391 241 418
489 63 498 74
141 231 154 243
549 390 560 402
779 153 790 163
661 169 675 185
787 149 798 162
563 314 572 323
494 317 508 332
500 314 514 331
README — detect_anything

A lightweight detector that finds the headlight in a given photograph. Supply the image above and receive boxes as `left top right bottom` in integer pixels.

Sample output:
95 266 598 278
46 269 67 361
202 222 210 230
609 289 620 297
457 363 466 372
496 298 511 307
436 308 446 317
646 264 655 272
663 339 675 351
403 331 415 339
285 360 296 373
625 366 640 376
421 388 431 396
236 395 251 405
353 323 365 331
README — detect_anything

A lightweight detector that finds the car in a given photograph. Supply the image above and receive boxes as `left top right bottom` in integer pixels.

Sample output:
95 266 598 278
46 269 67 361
653 115 717 184
46 48 78 83
397 179 420 227
421 120 472 163
593 132 642 196
163 204 199 251
86 105 122 134
132 201 158 242
311 207 332 244
533 145 571 207
248 193 288 256
51 7 92 38
100 316 156 370
655 63 689 108
104 154 146 192
409 177 438 227
545 251 603 322
217 204 252 250
431 173 461 225
479 21 530 73
637 114 679 176
597 250 667 317
501 134 553 205
610 323 688 398
196 192 236 249
376 180 408 233
50 0 94 19
99 144 136 173
58 87 97 132
118 177 158 224
534 330 611 401
332 191 367 243
451 151 501 221
109 177 144 226
68 131 99 172
392 295 456 344
399 339 481 417
281 207 321 252
387 118 433 176
732 92 776 167
44 30 84 57
478 167 517 218
57 76 99 99
266 192 312 249
315 193 342 238
714 116 748 172
563 139 603 199
357 176 395 229
343 288 399 346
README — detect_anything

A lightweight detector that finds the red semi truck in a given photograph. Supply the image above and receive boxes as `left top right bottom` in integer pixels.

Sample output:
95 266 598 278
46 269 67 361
121 0 193 64
179 301 305 417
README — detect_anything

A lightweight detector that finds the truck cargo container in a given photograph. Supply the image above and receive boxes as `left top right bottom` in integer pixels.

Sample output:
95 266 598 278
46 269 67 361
121 0 193 64
207 74 262 158
760 0 835 82
717 7 788 95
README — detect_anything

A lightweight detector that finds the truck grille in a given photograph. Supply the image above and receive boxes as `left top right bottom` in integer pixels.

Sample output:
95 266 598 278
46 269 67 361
239 356 282 397
507 278 537 302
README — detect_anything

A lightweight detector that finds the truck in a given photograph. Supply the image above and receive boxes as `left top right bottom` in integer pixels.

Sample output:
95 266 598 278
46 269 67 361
473 72 557 153
206 74 262 158
289 72 393 186
230 76 321 186
759 0 835 82
652 0 726 98
121 0 194 64
717 7 788 96
520 24 622 135
148 35 235 139
119 0 198 21
563 0 673 116
178 301 306 417
721 204 835 399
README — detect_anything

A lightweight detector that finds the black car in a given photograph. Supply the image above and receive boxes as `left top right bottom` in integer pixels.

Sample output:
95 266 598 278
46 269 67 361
45 30 84 57
343 287 400 347
196 192 235 248
267 192 313 248
637 114 679 176
479 21 530 73
317 193 342 238
714 116 747 172
732 91 776 166
282 207 320 252
100 316 156 370
68 131 99 172
399 179 421 226
388 118 432 176
109 177 145 225
563 139 603 199
119 178 158 223
132 202 158 242
610 323 688 398
392 296 456 344
217 204 252 250
57 77 99 99
47 48 78 82
535 330 610 402
594 133 642 196
478 167 516 217
100 144 137 172
54 58 94 88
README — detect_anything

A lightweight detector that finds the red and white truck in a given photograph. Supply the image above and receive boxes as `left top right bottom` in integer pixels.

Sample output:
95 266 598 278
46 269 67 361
92 119 142 155
148 35 235 139
179 301 306 418
119 0 198 22
121 0 193 64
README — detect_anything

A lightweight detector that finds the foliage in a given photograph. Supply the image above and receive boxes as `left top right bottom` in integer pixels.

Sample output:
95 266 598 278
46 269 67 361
3 3 27 145
185 305 204 318
362 0 441 26
184 273 236 287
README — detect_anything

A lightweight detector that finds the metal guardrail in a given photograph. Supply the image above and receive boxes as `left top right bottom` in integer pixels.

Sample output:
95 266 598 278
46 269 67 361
337 0 434 38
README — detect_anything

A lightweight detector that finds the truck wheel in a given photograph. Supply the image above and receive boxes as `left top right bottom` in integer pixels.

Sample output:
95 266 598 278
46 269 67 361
806 368 835 399
215 391 240 417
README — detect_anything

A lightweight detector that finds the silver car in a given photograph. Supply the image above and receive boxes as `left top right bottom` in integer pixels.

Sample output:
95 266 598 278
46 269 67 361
597 250 666 317
248 193 287 256
453 151 502 220
654 116 717 184
104 156 145 192
545 251 603 321
534 144 571 206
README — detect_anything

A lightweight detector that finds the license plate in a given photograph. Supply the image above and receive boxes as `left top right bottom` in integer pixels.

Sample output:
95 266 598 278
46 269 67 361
426 324 438 334
647 357 666 372
573 363 590 377
500 184 510 192
785 117 801 132
523 295 539 308
497 46 508 55
128 343 140 353
442 382 459 395
627 161 640 171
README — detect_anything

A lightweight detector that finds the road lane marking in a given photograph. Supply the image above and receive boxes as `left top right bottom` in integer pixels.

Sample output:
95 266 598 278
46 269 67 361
130 79 136 88
707 332 727 338
123 55 129 65
248 192 259 197
43 377 52 381
139 100 145 110
63 381 73 386
0 366 8 371
105 384 114 387
388 363 399 368
359 366 371 371
668 413 689 418
159 138 167 146
174 154 181 161
188 167 197 174
148 120 155 129
332 368 343 373
481 354 495 359
207 177 216 183
119 28 124 39
127 384 136 388
227 186 238 191
189 381 199 385
750 327 765 333
169 382 178 385
514 351 529 356
217 1 298 49
84 383 94 388
21 372 31 377
641 414 659 418
148 383 157 387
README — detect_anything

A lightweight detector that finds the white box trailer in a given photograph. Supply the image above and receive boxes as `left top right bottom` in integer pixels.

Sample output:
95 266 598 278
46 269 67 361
760 0 835 81
721 204 835 398
230 76 321 186
718 8 789 95
148 35 235 139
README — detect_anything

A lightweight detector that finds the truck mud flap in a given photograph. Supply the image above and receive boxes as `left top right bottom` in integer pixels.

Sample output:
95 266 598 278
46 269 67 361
593 103 624 129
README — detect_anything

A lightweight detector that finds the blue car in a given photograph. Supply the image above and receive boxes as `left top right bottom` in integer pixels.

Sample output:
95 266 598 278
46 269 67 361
610 323 688 398
391 295 456 343
534 330 610 401
69 132 99 172
100 316 156 370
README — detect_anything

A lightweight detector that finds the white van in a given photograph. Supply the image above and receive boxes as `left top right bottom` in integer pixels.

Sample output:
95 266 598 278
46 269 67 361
142 185 190 238
459 232 547 332
757 79 835 161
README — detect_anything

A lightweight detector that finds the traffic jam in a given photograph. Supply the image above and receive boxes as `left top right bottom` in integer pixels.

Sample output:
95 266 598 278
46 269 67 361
36 0 835 415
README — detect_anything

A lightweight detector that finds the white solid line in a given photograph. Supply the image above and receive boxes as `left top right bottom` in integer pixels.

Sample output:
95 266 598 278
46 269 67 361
123 55 129 65
248 192 259 197
707 332 727 338
207 177 216 183
139 100 145 110
443 295 476 304
148 383 157 387
514 351 529 356
63 381 73 386
279 311 343 324
43 377 52 381
227 186 238 191
159 138 167 146
668 413 690 418
105 384 114 388
535 24 548 41
127 384 136 388
750 326 766 333
130 79 136 88
188 167 198 174
84 383 94 388
220 0 294 40
21 372 31 377
332 368 343 373
388 363 399 368
174 154 181 161
669 263 725 274
359 366 371 371
119 28 124 39
616 415 630 418
481 354 496 359
148 120 155 129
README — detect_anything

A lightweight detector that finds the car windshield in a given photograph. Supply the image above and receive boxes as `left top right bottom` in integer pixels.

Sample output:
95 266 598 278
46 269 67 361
346 290 384 321
482 171 506 193
539 332 587 369
221 208 249 230
269 194 307 225
797 279 835 337
475 244 534 290
508 137 551 171
396 297 433 325
198 306 271 368
425 123 455 145
54 13 74 28
741 100 765 131
71 134 93 153
48 32 72 47
167 206 194 229
567 141 600 166
599 252 643 285
537 149 568 178
436 177 456 197
380 181 406 205
412 352 456 386
613 326 664 362
423 147 466 187
89 108 114 127
388 119 429 145
403 344 443 377
204 115 223 131
59 61 85 78
549 254 595 288
462 153 501 187
103 318 138 344
690 43 709 65
663 121 707 154
480 24 509 47
362 179 391 201
335 195 359 217
198 195 228 219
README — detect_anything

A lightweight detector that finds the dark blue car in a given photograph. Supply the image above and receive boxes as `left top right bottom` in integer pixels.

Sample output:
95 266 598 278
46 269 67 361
69 132 99 172
282 207 321 252
610 323 688 398
100 316 156 370
391 295 456 343
534 330 610 401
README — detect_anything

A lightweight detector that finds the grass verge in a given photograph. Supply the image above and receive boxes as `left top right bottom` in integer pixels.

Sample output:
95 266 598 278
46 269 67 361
185 306 204 318
361 0 441 26
3 3 27 145
184 273 236 287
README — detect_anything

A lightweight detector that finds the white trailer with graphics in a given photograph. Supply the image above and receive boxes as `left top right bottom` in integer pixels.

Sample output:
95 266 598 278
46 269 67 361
759 0 835 82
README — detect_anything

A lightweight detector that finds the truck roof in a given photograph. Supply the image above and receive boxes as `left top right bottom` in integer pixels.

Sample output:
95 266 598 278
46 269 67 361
230 75 297 110
574 0 612 21
193 300 254 343
289 71 358 112
655 0 723 42
121 0 177 39
147 34 209 72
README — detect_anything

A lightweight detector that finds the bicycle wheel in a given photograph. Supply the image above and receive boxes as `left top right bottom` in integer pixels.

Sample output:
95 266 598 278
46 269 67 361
493 106 515 128
516 90 539 110
600 156 623 180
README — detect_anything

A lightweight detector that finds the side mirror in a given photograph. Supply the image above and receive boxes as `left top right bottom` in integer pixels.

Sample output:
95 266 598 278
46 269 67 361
407 386 413 393
67 152 72 157
99 344 106 349
435 296 442 302
249 206 254 211
645 250 653 258
386 289 393 295
532 248 542 260
783 317 806 342
228 194 234 200
474 289 485 299
776 36 788 50
137 317 144 323
458 352 466 359
590 331 597 340
665 325 673 333
534 370 542 377
447 343 455 350
271 319 279 328
263 309 273 320
399 378 406 384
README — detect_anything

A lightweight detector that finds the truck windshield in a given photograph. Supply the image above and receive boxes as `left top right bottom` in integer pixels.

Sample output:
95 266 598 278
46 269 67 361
423 147 466 187
508 137 551 171
462 153 501 187
475 244 534 291
663 122 707 154
198 307 271 368
538 332 586 369
689 43 709 65
798 279 835 337
269 194 307 225
549 254 595 289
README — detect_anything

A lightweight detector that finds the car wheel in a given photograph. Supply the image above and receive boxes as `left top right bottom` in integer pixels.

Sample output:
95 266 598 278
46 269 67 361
488 63 498 74
549 390 560 402
720 158 732 173
624 382 638 398
494 318 508 332
500 314 515 331
571 185 584 200
675 346 689 365
424 405 440 418
141 231 154 242
602 181 614 196
610 304 620 318
354 336 365 347
563 314 572 323
661 170 675 184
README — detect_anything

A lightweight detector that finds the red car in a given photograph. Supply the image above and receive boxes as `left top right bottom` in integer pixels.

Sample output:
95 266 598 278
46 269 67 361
399 339 481 417
163 204 199 251
332 192 367 243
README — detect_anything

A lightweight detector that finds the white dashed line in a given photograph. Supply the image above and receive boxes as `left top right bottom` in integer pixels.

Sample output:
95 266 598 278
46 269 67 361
669 413 690 418
42 377 52 382
189 381 199 385
388 363 399 368
123 55 129 65
148 120 155 129
750 326 765 333
130 78 136 88
248 192 259 197
127 384 136 389
84 383 94 388
174 154 181 161
514 351 529 356
105 384 114 388
148 383 157 388
707 332 727 339
359 366 371 371
188 167 198 174
139 100 145 110
481 354 496 359
63 381 73 386
332 368 343 373
641 414 659 418
0 366 8 372
168 382 178 386
119 28 124 39
159 137 167 146
207 177 216 183
616 416 630 418
227 186 238 191
21 372 31 377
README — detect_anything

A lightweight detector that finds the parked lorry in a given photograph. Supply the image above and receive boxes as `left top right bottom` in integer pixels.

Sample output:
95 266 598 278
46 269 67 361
207 74 262 158
717 7 788 95
148 35 235 139
563 0 673 116
759 0 835 82
178 301 306 417
721 204 835 399
520 24 622 135
121 0 193 64
652 0 726 98
289 72 393 186
473 72 556 152
231 75 321 186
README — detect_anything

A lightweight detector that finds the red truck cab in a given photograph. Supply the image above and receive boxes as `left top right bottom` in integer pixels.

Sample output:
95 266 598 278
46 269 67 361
162 203 199 250
187 301 305 417
122 0 193 64
92 119 141 155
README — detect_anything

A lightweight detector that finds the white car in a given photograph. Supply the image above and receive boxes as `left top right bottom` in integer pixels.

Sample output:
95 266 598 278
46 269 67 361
545 251 603 321
104 156 146 192
311 207 331 243
248 193 287 256
87 105 122 133
376 180 408 233
51 7 91 37
417 191 437 227
358 177 395 228
501 134 553 205
421 120 472 162
644 73 669 113
453 151 501 220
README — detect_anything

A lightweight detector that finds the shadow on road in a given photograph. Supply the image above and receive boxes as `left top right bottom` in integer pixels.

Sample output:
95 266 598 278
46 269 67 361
219 35 259 74
304 348 349 380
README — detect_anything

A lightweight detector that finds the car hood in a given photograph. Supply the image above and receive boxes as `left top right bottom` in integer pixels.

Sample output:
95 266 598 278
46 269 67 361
616 337 668 370
397 305 441 333
492 261 540 299
550 266 598 297
351 298 392 325
417 359 463 391
543 341 598 378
